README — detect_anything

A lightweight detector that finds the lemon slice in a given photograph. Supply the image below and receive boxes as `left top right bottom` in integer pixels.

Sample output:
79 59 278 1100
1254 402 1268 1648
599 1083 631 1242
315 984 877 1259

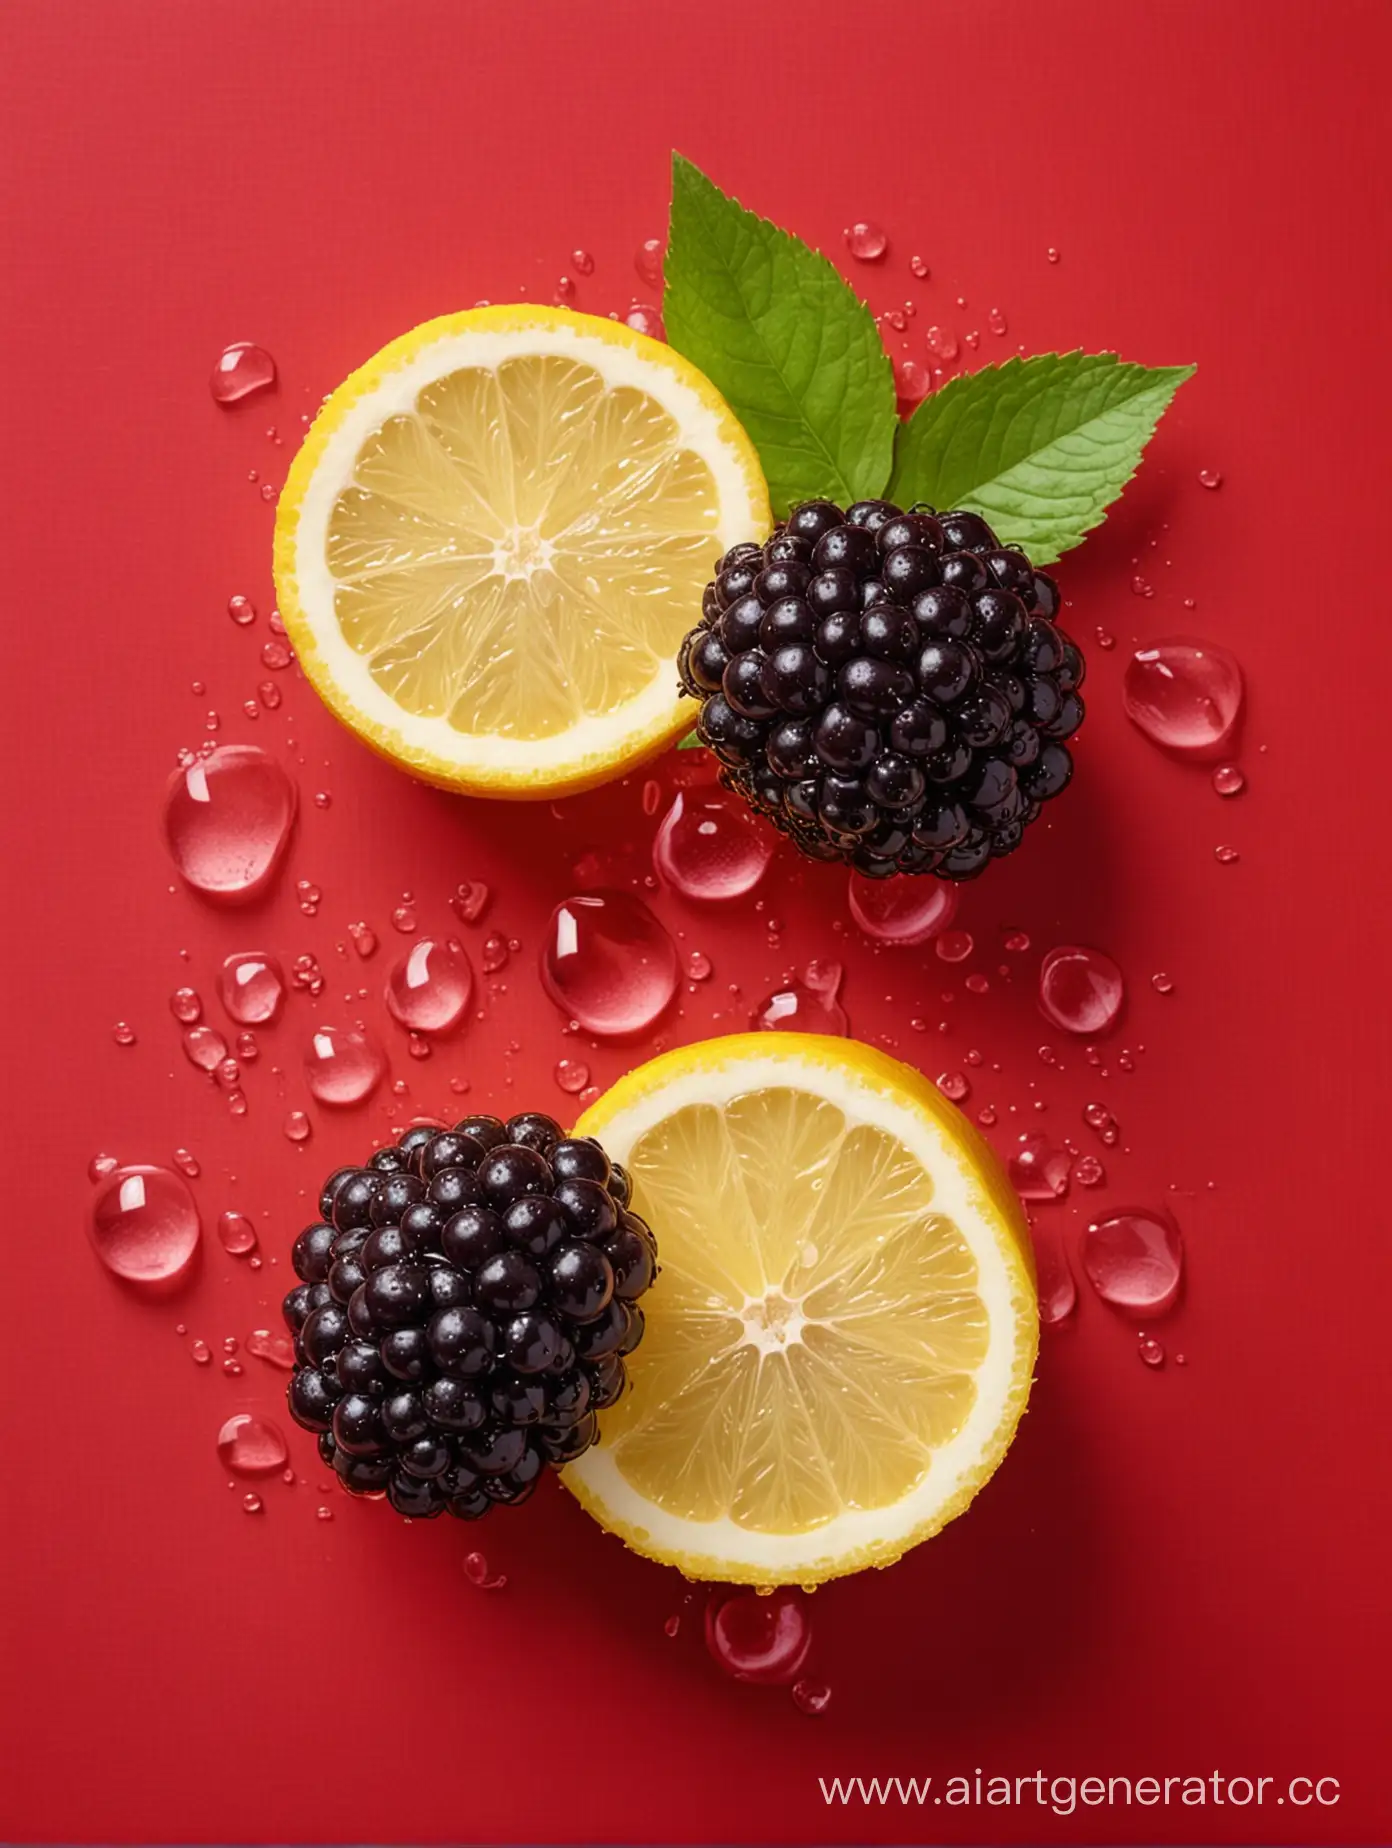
567 1034 1037 1585
273 306 768 796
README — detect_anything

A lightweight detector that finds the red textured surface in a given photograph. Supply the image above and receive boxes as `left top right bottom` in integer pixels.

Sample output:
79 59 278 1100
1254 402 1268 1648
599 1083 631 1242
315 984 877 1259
2 2 1389 1843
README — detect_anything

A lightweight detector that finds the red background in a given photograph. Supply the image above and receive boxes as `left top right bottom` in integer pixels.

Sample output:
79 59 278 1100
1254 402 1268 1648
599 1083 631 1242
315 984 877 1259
2 2 1389 1843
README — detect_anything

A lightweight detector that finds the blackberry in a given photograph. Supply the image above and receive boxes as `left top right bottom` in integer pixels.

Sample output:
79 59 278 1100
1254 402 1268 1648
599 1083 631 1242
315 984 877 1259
283 1113 657 1520
677 501 1084 878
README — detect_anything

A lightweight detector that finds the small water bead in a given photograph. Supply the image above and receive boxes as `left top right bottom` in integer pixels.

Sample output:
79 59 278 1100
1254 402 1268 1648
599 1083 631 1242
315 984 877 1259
571 248 594 275
1003 929 1031 953
1197 468 1223 490
641 779 662 817
792 1679 832 1717
624 303 665 340
216 1413 288 1476
296 879 322 916
228 594 256 626
936 1072 970 1103
1009 1136 1071 1201
449 881 491 926
541 891 679 1037
754 960 849 1036
634 236 665 288
260 639 292 670
247 1327 295 1370
935 929 974 964
1138 1335 1166 1367
304 1025 386 1106
481 933 510 974
88 1152 119 1183
171 1149 201 1180
210 342 276 404
191 1339 212 1365
1047 246 1060 263
554 1058 590 1095
705 1586 812 1683
292 954 324 996
1038 946 1125 1036
910 254 929 277
169 987 202 1024
216 1210 258 1256
926 324 959 362
663 1614 682 1639
283 1110 312 1142
654 788 773 901
183 1025 229 1072
977 1104 998 1128
227 1090 248 1116
554 274 575 301
1074 1154 1106 1188
1095 627 1116 651
218 951 285 1026
259 483 278 503
1034 1238 1077 1325
1083 1102 1120 1145
687 950 712 981
1212 764 1245 797
1082 1208 1183 1315
224 1336 239 1355
89 1166 201 1284
1151 972 1175 995
391 902 418 935
964 972 990 995
463 1551 507 1590
347 922 378 959
235 1030 259 1062
1214 843 1240 864
1123 638 1244 758
845 221 888 261
986 307 1008 336
385 938 473 1034
163 745 297 900
258 679 282 709
112 1021 137 1046
242 1493 264 1515
893 357 931 405
407 1034 431 1060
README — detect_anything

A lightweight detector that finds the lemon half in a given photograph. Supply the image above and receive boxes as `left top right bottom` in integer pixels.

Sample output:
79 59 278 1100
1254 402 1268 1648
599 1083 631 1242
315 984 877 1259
273 306 768 796
566 1034 1037 1585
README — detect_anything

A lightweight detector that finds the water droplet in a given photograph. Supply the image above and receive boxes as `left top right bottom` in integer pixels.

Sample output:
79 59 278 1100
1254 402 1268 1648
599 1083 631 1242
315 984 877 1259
1151 971 1174 995
218 951 285 1026
347 921 378 960
304 1025 386 1106
663 1614 681 1639
227 594 256 626
926 324 959 361
163 745 296 900
554 1058 590 1095
705 1586 812 1683
1122 638 1244 758
481 933 510 973
1003 929 1030 953
260 639 292 670
1038 946 1124 1036
258 678 283 708
553 274 575 301
893 357 931 404
463 1550 507 1589
191 1339 211 1365
541 891 679 1037
641 778 662 817
1046 246 1060 263
449 881 491 926
1212 764 1245 797
753 961 849 1035
845 221 888 261
89 1166 200 1284
316 1505 334 1521
216 1210 257 1255
88 1152 119 1183
385 938 473 1034
935 929 974 964
283 1110 311 1142
1138 1334 1166 1366
1082 1102 1120 1145
1035 1237 1077 1324
1009 1136 1071 1201
217 1413 288 1475
1082 1208 1183 1315
112 1020 137 1046
1214 843 1240 864
242 1492 264 1515
791 1677 832 1716
391 902 417 935
936 1071 970 1102
634 236 665 288
1197 468 1222 490
210 342 276 404
571 248 594 275
654 789 773 901
624 303 665 340
169 986 203 1024
1074 1154 1106 1188
964 972 990 995
183 1024 229 1072
244 1328 294 1374
1095 627 1116 650
1130 575 1154 598
909 254 929 277
986 307 1008 336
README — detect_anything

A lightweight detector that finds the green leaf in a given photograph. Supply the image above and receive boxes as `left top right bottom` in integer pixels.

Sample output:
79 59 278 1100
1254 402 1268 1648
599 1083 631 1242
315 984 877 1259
665 154 896 517
887 352 1195 566
675 730 705 752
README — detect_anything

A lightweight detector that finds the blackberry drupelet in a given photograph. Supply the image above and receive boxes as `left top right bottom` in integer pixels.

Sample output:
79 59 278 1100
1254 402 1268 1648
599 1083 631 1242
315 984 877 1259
284 1113 656 1520
677 500 1084 878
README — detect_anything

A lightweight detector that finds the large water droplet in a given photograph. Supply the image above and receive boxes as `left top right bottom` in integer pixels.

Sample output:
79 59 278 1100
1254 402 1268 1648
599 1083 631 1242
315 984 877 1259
653 789 773 901
163 746 296 900
1039 946 1125 1036
540 892 678 1037
847 873 957 945
705 1586 812 1684
217 1210 258 1255
216 1413 288 1475
753 961 849 1035
385 938 472 1034
1009 1136 1072 1201
845 221 888 261
89 1166 200 1284
304 1025 386 1106
1081 1208 1184 1315
210 342 276 404
1122 638 1244 759
220 951 285 1024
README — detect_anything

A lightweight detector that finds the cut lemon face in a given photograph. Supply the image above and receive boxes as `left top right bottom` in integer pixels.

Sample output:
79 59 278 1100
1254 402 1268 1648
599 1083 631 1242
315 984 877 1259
273 306 768 796
567 1034 1037 1585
